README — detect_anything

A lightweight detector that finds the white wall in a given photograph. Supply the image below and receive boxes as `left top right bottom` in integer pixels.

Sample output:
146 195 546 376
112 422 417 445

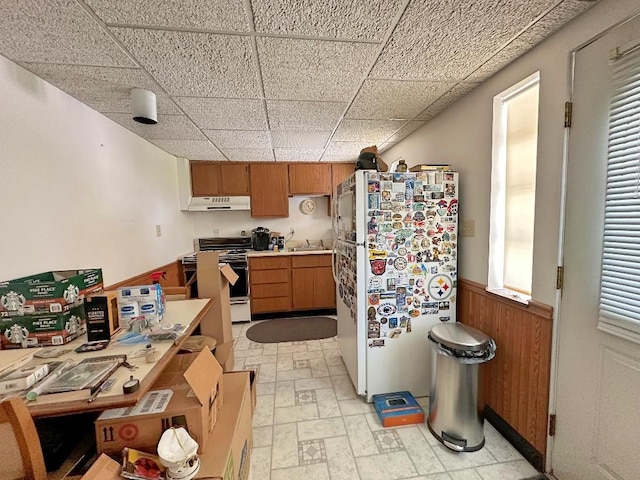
0 56 195 286
192 196 333 247
386 0 640 306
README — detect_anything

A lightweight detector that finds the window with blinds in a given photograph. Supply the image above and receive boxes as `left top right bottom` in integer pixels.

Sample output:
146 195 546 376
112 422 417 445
598 46 640 342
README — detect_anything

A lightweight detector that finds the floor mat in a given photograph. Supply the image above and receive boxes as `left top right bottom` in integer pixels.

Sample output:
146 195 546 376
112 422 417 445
246 317 336 343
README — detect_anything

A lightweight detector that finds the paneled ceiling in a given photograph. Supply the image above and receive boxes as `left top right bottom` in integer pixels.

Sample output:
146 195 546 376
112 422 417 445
0 0 598 162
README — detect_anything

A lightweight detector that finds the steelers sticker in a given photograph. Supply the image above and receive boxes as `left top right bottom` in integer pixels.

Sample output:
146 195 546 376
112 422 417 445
427 274 454 300
394 257 407 270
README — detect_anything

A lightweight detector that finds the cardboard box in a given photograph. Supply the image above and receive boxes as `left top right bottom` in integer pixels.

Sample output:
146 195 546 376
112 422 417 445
0 269 103 316
117 284 165 325
372 391 425 428
95 348 223 456
0 306 86 349
197 372 253 480
213 341 235 372
84 291 120 342
196 252 238 345
81 454 121 480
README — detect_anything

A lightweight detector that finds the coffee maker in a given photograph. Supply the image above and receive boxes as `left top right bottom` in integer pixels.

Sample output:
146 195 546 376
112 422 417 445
251 227 270 251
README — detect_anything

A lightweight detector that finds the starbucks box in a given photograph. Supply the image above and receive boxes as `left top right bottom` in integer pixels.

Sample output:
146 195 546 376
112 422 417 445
0 305 87 349
0 269 103 316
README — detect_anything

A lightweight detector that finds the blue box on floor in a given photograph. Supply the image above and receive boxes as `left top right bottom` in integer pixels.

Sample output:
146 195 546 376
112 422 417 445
372 391 425 427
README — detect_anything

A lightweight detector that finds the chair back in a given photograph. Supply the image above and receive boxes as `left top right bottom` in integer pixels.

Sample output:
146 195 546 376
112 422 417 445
0 397 47 480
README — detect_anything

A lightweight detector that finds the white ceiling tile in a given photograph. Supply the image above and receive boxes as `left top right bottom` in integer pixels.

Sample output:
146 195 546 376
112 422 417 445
270 131 330 149
332 119 406 144
0 0 135 66
387 121 425 143
176 97 267 130
266 100 346 130
111 28 259 97
151 139 225 160
204 130 272 149
23 63 180 114
371 0 558 81
220 148 274 161
274 149 324 161
85 0 249 31
416 83 479 121
323 142 369 158
252 0 402 41
346 79 457 120
105 113 205 140
258 37 378 102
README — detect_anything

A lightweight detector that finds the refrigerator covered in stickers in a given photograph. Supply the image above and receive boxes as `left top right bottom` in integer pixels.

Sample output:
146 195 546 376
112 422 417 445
332 169 458 401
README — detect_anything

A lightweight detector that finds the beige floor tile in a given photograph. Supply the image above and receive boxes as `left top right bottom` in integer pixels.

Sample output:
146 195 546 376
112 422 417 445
355 451 419 480
253 425 273 448
315 387 341 418
253 394 274 427
432 443 496 471
276 353 294 371
344 414 379 457
328 363 348 376
256 382 275 396
276 368 312 382
293 349 325 360
271 423 299 469
338 398 375 415
294 376 334 391
297 417 346 441
332 374 358 400
324 435 359 480
270 463 330 480
449 469 483 480
274 403 319 424
274 380 296 407
248 445 272 480
474 459 538 480
396 426 446 475
310 357 330 377
483 423 523 462
254 362 277 383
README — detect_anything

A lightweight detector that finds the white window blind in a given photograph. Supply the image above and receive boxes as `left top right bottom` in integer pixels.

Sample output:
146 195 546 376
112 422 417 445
598 46 640 343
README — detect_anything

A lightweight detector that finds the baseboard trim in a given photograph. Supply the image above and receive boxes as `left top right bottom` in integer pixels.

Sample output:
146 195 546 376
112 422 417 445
484 406 544 472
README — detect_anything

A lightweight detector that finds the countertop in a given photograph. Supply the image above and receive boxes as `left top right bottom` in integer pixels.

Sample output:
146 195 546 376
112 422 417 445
248 249 332 257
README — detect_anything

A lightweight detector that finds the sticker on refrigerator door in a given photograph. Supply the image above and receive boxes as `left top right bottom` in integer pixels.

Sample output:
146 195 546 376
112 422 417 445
428 274 453 300
370 260 386 275
368 320 380 338
447 199 458 215
389 329 402 339
396 287 407 306
368 294 380 305
406 318 413 333
377 303 396 316
368 194 380 209
445 183 456 197
368 181 380 193
369 339 385 348
394 257 407 271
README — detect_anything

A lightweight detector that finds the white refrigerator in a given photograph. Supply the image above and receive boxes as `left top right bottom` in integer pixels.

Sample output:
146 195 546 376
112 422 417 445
332 169 459 401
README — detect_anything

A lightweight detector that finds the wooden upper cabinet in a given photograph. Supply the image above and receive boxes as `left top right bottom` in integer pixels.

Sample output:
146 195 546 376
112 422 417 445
249 163 289 217
289 163 331 195
190 161 250 196
331 163 355 196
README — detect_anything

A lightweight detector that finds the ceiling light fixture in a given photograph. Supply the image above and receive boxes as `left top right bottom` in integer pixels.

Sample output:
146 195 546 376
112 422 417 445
131 88 157 124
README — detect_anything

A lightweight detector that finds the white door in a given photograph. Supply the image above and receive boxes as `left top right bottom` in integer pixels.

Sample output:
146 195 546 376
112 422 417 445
552 15 640 480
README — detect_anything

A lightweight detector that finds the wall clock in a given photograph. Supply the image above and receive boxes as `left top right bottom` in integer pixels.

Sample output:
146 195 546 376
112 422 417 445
300 198 317 215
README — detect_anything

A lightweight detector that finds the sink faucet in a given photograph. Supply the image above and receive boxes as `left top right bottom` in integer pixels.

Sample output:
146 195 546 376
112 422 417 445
306 239 310 247
320 240 324 248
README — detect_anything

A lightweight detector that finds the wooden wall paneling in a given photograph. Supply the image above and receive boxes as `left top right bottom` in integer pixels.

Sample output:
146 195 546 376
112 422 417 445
457 278 553 459
105 261 183 290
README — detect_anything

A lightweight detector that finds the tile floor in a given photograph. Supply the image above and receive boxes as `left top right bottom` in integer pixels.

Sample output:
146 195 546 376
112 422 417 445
231 321 540 480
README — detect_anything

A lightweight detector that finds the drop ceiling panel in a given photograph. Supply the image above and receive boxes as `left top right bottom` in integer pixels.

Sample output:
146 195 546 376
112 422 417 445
371 0 558 81
273 149 325 161
221 148 275 161
333 119 407 144
252 0 402 41
22 63 180 114
387 121 426 143
151 140 225 160
105 114 205 140
0 0 135 67
266 100 347 130
258 37 379 101
176 97 268 130
323 141 371 158
416 83 479 121
111 28 258 97
85 0 249 31
204 130 272 149
270 131 330 149
346 79 457 120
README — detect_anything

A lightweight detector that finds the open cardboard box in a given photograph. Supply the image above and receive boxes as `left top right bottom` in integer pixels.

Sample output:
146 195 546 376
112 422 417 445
95 348 223 456
80 454 121 480
197 371 254 480
196 252 238 348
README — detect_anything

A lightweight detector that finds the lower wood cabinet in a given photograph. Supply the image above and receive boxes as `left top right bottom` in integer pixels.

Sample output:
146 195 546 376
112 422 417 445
249 254 336 315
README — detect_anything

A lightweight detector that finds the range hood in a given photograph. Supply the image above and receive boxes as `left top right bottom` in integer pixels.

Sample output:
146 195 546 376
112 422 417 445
187 196 251 211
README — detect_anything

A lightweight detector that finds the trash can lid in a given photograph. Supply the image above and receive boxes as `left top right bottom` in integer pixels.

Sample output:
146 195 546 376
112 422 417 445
429 323 492 352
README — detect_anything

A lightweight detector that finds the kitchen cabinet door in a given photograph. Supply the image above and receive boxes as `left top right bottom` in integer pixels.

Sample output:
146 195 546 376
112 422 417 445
291 268 315 310
249 256 292 314
219 163 250 195
249 163 289 217
314 266 336 308
331 163 355 196
289 163 331 195
291 255 336 310
191 161 221 196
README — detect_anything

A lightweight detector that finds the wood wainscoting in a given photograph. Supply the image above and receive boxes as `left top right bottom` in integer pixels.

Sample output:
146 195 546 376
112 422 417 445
105 261 184 290
457 278 553 466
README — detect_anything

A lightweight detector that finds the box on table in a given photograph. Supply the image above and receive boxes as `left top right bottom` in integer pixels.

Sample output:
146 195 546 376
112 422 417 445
196 252 238 345
197 371 254 480
0 305 87 349
84 291 120 342
95 347 223 456
0 269 103 316
116 284 165 327
372 391 425 428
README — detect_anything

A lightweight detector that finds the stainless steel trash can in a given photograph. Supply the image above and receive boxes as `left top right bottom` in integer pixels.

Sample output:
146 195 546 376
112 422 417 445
427 322 496 452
